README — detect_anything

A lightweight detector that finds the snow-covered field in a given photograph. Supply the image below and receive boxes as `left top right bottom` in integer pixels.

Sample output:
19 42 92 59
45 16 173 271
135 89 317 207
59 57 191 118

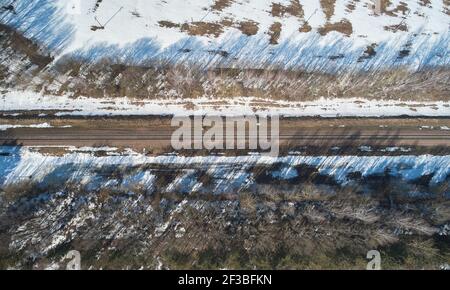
2 89 450 117
2 2 450 271
1 146 449 191
1 0 448 71
1 1 449 115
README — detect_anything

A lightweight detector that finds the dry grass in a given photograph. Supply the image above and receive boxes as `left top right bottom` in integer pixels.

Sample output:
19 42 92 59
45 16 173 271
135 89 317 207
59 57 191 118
158 20 180 29
164 18 260 38
239 192 257 214
19 57 450 102
271 0 304 18
268 22 282 44
0 24 52 70
371 0 409 17
1 21 448 103
384 23 408 32
181 21 224 38
236 20 259 36
345 1 357 13
444 0 450 16
320 0 336 20
299 22 312 33
211 0 235 11
1 159 449 270
318 19 353 36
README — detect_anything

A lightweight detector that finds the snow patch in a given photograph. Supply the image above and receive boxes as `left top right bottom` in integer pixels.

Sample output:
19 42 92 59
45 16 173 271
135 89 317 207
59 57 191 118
1 147 449 190
1 89 450 117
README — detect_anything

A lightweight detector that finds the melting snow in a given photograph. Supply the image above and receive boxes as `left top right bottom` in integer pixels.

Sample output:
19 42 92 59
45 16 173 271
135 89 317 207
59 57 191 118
0 147 449 189
0 123 53 130
1 89 450 117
